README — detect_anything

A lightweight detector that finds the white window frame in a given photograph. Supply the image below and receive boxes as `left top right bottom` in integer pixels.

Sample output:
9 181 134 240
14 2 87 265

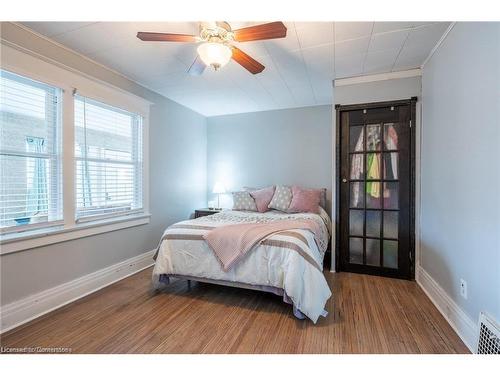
73 93 144 223
0 44 151 255
0 71 64 235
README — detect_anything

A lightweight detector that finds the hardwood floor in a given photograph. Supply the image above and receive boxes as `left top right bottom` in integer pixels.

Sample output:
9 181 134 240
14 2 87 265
1 267 469 353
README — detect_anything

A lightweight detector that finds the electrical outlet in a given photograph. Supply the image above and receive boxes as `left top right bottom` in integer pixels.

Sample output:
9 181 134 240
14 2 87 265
460 279 467 299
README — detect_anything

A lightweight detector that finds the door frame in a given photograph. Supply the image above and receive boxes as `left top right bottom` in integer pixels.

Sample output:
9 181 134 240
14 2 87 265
334 97 417 279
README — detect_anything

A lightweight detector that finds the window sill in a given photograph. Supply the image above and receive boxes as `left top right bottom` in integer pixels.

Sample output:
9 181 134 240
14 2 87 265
0 213 151 255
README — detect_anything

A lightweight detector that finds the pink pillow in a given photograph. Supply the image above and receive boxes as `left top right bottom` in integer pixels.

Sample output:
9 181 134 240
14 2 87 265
287 186 321 214
249 186 275 213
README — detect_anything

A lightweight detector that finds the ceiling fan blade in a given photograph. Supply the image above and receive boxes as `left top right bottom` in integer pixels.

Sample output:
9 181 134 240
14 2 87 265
231 47 265 74
136 32 197 42
188 55 206 76
233 22 287 42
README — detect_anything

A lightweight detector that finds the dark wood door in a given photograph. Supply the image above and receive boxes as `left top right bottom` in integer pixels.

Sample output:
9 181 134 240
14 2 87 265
336 99 416 279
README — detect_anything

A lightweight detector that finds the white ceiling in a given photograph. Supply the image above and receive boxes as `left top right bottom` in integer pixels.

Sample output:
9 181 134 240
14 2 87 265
21 22 450 116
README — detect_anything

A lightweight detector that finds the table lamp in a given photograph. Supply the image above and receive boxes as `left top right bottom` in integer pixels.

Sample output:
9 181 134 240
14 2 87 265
212 181 226 210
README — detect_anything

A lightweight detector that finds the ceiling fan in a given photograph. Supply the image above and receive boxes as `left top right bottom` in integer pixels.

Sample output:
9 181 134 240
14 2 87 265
136 21 287 76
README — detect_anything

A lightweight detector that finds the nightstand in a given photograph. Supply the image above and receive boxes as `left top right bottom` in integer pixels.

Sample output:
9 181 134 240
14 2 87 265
194 208 222 218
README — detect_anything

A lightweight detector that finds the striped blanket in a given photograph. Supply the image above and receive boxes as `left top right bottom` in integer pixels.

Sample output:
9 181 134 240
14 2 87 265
204 219 323 271
152 209 332 323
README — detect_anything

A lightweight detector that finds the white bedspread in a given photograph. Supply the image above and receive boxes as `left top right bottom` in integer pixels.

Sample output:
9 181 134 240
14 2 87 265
152 209 332 323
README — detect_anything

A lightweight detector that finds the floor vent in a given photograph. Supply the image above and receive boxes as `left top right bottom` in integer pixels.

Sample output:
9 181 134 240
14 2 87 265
477 312 500 354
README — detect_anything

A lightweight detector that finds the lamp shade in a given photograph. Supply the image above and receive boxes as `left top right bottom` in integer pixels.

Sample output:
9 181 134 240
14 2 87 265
213 181 226 194
197 42 232 70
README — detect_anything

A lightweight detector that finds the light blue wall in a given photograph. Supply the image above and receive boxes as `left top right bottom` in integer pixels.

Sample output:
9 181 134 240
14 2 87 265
335 76 421 105
0 23 207 305
149 100 207 235
207 105 333 210
421 22 500 323
1 99 207 306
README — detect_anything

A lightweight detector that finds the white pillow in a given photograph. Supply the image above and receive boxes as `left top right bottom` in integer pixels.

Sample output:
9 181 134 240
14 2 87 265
267 185 293 212
232 191 258 211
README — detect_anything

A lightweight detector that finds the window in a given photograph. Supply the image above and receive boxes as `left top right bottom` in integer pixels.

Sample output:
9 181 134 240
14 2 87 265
74 95 143 221
0 55 149 253
0 70 62 232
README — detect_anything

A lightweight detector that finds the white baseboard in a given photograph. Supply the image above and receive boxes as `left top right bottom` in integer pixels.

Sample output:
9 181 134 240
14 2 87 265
0 249 155 334
416 265 477 352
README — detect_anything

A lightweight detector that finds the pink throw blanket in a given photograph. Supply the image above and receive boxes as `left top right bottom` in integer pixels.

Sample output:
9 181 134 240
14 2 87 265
203 219 321 271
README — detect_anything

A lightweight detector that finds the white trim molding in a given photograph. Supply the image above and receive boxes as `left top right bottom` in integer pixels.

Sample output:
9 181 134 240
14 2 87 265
421 22 456 69
0 214 150 255
0 249 155 333
2 23 154 109
334 69 421 87
416 265 477 352
0 43 151 116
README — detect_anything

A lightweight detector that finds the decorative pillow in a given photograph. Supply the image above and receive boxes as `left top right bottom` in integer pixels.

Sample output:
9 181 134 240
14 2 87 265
250 186 275 213
287 185 322 214
232 191 258 211
268 185 293 212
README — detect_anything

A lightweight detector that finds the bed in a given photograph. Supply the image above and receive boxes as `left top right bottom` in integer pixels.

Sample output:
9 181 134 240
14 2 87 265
152 208 332 323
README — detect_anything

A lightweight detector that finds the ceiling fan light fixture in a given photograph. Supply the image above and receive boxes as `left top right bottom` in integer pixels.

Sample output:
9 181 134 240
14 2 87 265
197 42 232 71
137 21 287 75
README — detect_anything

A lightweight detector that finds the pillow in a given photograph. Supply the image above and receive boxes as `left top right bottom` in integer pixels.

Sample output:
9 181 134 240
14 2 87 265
292 187 326 208
268 185 293 212
317 188 327 209
287 185 322 214
249 186 275 213
232 191 258 211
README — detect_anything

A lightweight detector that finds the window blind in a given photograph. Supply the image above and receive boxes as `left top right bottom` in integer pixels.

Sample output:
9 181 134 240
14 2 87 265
74 95 143 221
0 70 62 232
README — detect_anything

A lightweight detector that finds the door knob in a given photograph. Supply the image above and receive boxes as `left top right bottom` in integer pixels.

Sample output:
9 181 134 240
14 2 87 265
342 178 347 183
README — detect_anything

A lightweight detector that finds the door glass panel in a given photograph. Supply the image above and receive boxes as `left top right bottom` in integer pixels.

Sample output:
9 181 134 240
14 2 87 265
383 182 399 209
366 182 381 209
366 124 381 151
349 237 363 264
343 106 410 278
349 210 364 236
366 239 380 266
384 152 398 180
366 153 381 180
350 182 364 208
350 153 364 180
366 211 380 237
384 123 399 150
383 240 398 268
383 211 398 239
350 125 364 152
